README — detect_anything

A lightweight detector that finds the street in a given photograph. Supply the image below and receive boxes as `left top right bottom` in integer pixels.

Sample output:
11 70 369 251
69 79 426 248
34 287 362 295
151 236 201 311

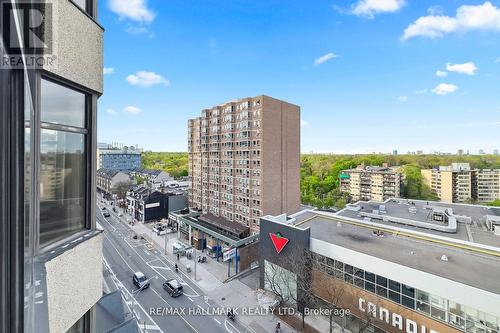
97 208 252 333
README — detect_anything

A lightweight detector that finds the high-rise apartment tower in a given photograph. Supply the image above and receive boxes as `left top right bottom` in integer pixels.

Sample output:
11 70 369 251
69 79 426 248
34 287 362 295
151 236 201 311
188 95 300 234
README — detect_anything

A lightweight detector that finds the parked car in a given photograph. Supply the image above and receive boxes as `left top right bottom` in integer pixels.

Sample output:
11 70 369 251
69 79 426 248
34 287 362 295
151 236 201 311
133 272 150 290
163 279 183 297
153 224 167 234
118 213 123 217
103 212 110 218
102 207 106 210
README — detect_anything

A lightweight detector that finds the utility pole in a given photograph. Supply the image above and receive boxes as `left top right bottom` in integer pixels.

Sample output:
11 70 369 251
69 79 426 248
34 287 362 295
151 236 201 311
193 247 197 281
164 234 167 255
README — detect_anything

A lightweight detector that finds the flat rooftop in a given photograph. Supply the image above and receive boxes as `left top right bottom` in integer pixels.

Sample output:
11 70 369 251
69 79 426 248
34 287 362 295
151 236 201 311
336 198 500 247
290 200 500 294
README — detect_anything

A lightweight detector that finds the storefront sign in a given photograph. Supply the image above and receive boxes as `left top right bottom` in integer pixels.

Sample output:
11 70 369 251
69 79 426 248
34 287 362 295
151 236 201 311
145 202 160 209
358 298 438 333
223 248 236 262
269 232 289 254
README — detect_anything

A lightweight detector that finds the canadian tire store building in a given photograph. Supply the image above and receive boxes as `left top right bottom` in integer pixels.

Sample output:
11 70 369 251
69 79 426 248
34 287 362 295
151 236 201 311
259 201 500 333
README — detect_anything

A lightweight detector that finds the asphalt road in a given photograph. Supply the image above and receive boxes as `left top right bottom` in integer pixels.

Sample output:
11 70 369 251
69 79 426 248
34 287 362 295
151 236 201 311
97 208 250 333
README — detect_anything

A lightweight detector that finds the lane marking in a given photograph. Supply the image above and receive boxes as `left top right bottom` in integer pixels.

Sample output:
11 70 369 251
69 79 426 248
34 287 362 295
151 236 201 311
214 318 221 325
103 258 163 333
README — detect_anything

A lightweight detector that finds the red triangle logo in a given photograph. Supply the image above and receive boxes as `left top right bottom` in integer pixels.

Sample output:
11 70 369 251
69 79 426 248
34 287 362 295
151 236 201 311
269 232 289 254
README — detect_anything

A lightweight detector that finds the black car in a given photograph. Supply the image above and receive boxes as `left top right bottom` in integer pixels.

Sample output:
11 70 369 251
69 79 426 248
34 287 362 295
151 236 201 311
163 279 183 297
103 212 111 218
133 272 150 289
102 207 107 210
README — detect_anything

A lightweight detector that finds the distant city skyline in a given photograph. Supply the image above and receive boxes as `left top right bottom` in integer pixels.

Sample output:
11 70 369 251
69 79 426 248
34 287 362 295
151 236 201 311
98 0 500 152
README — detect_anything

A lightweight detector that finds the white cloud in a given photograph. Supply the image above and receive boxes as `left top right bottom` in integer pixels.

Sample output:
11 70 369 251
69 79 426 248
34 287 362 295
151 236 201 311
435 70 447 77
495 57 500 63
301 119 309 127
123 106 141 114
108 0 155 23
427 5 444 16
126 26 149 35
314 53 339 66
106 109 117 116
352 0 406 18
103 67 115 75
126 71 170 87
446 62 478 75
398 95 408 102
415 89 428 95
402 2 500 40
432 83 458 95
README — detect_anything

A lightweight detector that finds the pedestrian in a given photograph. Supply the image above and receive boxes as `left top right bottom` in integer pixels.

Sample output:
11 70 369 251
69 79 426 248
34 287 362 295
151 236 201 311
177 253 180 261
275 322 281 333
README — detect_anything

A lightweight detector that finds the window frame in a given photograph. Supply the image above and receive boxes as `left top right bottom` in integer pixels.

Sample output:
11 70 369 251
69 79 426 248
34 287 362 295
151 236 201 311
34 72 97 252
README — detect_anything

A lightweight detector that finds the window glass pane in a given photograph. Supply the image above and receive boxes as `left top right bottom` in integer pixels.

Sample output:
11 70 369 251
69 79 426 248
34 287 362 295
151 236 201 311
354 268 364 279
41 79 85 128
431 305 446 321
402 296 415 309
335 260 343 270
416 300 430 314
365 282 375 293
376 275 387 287
365 271 375 283
354 277 364 288
389 291 401 304
344 273 353 284
402 284 415 298
376 285 387 298
345 264 353 274
389 280 401 292
416 289 429 303
40 130 85 245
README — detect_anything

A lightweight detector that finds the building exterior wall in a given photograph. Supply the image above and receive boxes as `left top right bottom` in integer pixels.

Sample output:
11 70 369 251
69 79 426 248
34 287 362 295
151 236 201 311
340 167 402 202
422 166 499 203
261 97 301 219
188 95 300 234
312 271 460 333
43 0 103 93
476 170 500 202
98 151 141 170
13 1 104 332
45 234 103 333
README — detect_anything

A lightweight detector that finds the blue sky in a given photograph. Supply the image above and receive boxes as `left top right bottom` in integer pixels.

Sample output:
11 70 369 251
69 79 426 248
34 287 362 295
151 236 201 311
97 0 500 153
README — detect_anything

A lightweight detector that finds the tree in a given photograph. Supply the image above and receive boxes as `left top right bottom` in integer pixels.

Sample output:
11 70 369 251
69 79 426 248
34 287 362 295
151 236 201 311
113 181 134 200
263 247 316 330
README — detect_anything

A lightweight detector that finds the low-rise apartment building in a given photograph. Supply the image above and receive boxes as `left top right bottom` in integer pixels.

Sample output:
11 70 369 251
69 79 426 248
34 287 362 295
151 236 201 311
96 168 135 198
340 165 402 202
476 169 500 203
129 167 173 189
422 163 500 203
